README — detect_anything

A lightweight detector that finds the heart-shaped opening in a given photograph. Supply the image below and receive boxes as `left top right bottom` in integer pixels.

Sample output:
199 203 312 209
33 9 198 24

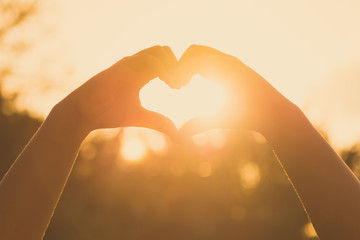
140 74 226 128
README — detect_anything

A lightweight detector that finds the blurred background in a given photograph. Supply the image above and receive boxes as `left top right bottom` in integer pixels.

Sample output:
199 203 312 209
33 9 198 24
1 0 360 239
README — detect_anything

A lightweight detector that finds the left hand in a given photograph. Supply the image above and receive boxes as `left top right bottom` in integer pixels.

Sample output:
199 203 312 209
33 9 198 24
56 45 179 139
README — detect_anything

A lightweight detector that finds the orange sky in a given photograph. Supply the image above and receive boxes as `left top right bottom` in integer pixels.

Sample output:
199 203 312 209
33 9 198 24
5 0 360 148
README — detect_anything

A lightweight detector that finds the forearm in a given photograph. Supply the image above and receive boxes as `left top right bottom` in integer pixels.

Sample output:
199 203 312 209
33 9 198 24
0 46 177 239
0 103 90 239
263 101 360 239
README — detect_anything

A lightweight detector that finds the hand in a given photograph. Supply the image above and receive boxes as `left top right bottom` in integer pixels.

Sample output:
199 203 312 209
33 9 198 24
56 46 179 139
175 45 295 138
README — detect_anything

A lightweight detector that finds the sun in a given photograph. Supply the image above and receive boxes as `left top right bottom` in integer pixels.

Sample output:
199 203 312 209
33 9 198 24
140 74 226 128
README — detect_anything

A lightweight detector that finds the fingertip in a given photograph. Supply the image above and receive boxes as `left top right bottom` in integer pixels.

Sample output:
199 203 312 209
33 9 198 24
173 67 193 88
160 71 190 89
161 45 177 71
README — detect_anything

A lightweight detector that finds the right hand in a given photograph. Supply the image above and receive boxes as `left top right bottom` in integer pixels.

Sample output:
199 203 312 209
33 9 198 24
174 45 296 138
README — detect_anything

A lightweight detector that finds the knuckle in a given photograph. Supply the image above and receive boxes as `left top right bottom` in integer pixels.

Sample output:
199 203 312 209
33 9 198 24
120 56 131 63
185 44 206 57
151 45 162 52
189 44 199 48
161 45 171 52
189 44 201 51
140 54 158 68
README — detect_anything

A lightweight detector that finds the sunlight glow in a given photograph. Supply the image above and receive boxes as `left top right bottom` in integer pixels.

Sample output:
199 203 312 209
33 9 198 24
192 130 227 149
192 133 209 147
80 143 96 160
252 132 267 144
120 129 147 162
144 131 167 155
238 161 261 189
303 222 318 238
10 0 360 149
209 130 227 149
140 75 226 128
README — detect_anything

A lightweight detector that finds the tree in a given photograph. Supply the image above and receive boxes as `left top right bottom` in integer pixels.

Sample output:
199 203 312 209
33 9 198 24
0 0 41 178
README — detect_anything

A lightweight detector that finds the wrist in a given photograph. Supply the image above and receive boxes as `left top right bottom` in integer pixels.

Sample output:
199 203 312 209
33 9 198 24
259 100 314 147
40 102 92 147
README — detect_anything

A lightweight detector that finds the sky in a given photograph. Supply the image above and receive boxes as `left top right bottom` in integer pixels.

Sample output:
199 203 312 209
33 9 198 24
6 0 360 148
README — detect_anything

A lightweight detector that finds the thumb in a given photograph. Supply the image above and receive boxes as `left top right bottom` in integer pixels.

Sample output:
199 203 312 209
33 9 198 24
133 109 179 142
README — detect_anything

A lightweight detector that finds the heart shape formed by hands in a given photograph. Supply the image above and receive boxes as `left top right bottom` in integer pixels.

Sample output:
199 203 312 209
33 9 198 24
61 44 281 144
140 74 226 128
138 44 254 139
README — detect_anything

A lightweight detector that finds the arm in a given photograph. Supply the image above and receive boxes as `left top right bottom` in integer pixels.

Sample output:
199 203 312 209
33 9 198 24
264 101 360 240
177 45 360 240
0 46 178 240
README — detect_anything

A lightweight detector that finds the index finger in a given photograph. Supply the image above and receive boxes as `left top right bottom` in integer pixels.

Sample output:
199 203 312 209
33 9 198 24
174 45 247 88
135 45 179 87
136 45 177 73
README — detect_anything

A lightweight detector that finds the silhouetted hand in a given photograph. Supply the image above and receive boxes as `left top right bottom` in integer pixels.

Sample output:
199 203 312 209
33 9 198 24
57 46 178 139
175 45 294 138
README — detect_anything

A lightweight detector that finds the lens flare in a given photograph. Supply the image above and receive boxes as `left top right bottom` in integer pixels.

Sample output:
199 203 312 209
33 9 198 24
144 131 167 155
238 161 261 189
120 129 147 162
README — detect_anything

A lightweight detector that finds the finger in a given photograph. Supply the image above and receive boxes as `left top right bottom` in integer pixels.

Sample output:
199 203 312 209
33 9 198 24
128 53 168 83
179 44 227 62
176 44 228 86
135 45 178 86
137 45 177 70
160 46 180 88
131 108 180 142
175 44 245 87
